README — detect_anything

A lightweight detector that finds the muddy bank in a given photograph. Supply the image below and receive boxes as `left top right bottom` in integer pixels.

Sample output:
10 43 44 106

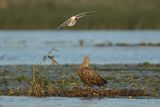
0 87 149 97
0 64 160 97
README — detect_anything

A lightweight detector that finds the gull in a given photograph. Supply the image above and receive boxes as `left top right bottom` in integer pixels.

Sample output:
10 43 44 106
57 11 97 30
42 48 59 65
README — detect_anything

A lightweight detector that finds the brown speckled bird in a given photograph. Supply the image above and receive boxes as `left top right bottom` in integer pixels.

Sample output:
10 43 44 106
77 56 108 87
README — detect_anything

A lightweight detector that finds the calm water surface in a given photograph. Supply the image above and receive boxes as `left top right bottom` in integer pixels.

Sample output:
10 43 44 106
0 96 160 107
0 31 160 106
0 30 160 64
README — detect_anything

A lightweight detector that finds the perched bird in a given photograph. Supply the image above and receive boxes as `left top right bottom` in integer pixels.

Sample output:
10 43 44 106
57 11 97 30
77 56 108 87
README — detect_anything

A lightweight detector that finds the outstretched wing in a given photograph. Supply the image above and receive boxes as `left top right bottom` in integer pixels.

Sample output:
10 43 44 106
57 11 97 29
42 55 47 64
57 18 71 30
51 59 58 65
75 11 97 19
48 48 59 56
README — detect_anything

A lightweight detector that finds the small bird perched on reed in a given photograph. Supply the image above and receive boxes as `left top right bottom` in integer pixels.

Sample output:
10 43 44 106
77 56 108 87
57 11 97 30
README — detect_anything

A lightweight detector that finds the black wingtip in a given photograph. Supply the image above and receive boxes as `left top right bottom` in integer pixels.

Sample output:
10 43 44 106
102 78 108 85
56 27 60 30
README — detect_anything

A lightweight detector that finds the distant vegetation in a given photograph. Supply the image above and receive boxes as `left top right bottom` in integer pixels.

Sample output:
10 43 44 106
0 0 160 29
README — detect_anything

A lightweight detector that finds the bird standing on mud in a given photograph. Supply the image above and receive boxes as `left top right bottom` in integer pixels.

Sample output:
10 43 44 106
77 56 108 87
57 11 97 30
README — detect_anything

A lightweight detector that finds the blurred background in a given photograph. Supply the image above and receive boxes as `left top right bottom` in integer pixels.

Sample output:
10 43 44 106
1 0 160 104
0 0 160 30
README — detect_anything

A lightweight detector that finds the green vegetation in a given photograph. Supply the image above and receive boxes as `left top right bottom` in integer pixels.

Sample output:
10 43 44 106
94 42 160 47
0 0 160 29
16 75 28 82
28 65 58 96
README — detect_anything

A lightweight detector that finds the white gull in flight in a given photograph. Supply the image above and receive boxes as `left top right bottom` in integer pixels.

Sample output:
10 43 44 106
57 11 97 30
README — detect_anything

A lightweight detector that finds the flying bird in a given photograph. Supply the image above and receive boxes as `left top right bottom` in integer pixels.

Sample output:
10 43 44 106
57 11 97 30
77 56 108 87
42 48 58 65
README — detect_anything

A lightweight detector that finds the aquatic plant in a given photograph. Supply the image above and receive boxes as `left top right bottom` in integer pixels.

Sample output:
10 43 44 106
28 65 58 96
8 88 15 96
0 88 2 95
0 64 159 97
94 42 160 47
16 75 28 82
138 62 151 67
66 87 149 97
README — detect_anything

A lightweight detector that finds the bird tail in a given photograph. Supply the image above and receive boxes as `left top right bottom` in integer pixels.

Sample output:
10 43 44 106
99 78 108 86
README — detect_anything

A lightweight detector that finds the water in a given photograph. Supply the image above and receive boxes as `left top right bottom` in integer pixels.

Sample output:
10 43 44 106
0 96 160 107
0 30 160 106
0 30 160 65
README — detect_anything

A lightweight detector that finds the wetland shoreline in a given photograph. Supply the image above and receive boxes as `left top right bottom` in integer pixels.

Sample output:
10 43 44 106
0 64 159 97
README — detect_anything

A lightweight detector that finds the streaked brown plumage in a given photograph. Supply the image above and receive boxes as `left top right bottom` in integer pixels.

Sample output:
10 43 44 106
77 56 108 87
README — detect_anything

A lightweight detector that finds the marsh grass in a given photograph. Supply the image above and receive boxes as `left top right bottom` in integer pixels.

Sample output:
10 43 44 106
94 42 160 47
27 65 58 96
45 87 149 97
0 64 159 97
3 87 150 97
8 88 15 96
0 88 2 95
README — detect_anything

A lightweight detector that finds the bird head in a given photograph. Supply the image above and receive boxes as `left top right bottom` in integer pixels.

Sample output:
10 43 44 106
71 16 77 20
80 55 90 68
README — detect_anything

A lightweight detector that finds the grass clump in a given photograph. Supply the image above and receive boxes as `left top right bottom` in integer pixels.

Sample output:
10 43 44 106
8 88 16 96
0 88 2 95
16 75 28 82
27 65 58 96
137 62 151 68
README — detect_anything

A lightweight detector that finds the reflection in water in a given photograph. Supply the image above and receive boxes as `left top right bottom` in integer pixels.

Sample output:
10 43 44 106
0 96 160 107
0 30 160 65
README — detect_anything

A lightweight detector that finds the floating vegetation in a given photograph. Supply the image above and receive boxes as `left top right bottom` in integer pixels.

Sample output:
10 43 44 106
0 88 2 95
137 62 152 67
16 75 28 82
0 87 150 97
66 87 149 97
94 42 160 47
